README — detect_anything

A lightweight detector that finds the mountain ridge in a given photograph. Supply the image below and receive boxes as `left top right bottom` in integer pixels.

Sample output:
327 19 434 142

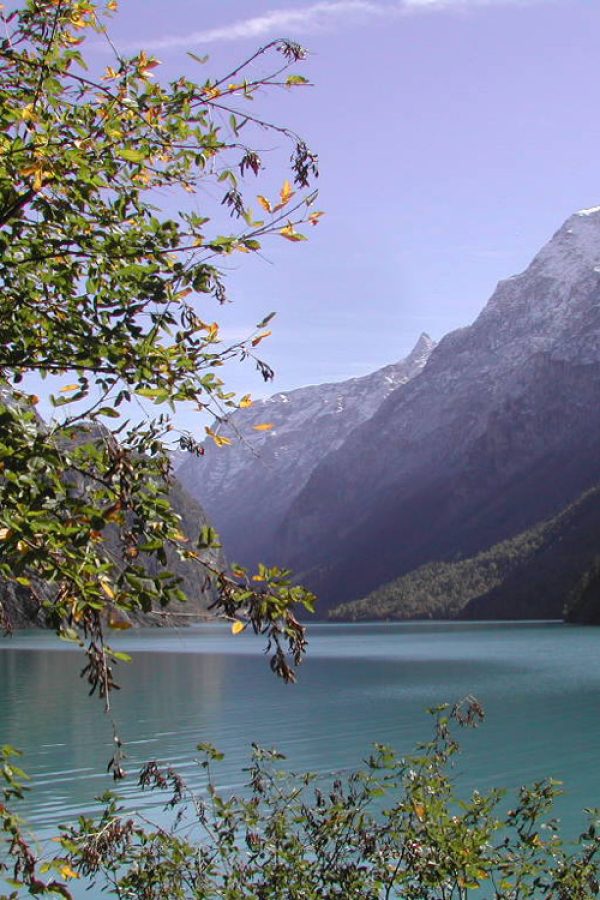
273 208 600 610
177 332 436 567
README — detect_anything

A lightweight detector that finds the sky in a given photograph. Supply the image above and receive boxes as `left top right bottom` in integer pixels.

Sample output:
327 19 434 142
90 0 600 424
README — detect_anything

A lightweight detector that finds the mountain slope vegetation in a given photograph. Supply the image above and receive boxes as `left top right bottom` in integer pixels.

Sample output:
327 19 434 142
329 483 600 622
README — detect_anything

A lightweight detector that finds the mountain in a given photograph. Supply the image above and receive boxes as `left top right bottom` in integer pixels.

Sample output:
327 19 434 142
177 333 435 567
329 482 600 622
274 208 600 612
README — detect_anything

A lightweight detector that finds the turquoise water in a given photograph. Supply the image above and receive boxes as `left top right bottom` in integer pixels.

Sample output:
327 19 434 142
2 621 600 850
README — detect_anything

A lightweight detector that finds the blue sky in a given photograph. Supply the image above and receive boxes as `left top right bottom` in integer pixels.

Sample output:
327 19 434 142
105 0 600 415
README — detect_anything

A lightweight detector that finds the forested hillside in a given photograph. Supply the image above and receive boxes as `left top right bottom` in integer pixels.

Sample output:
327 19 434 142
329 483 600 622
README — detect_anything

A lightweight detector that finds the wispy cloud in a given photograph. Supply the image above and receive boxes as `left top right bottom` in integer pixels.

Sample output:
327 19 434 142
132 0 541 51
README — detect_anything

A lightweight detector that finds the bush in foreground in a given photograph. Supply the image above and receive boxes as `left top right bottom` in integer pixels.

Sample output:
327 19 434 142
2 699 600 898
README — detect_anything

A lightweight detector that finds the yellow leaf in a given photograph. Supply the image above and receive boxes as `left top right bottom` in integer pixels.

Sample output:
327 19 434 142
231 620 246 635
205 427 232 447
251 330 271 347
20 104 36 122
100 579 115 600
173 530 189 542
308 210 325 226
279 224 306 242
257 195 272 213
60 865 80 880
280 179 294 205
253 423 274 432
62 32 84 45
60 384 79 393
0 528 12 540
239 394 253 408
102 66 119 80
107 0 118 10
22 163 53 192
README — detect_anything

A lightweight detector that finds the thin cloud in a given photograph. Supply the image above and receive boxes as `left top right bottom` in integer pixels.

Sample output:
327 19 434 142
132 0 540 51
135 2 387 50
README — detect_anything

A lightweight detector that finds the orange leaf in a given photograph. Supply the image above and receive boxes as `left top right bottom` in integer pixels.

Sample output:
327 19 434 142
253 423 274 432
280 179 294 205
413 802 426 821
251 330 271 347
257 195 272 213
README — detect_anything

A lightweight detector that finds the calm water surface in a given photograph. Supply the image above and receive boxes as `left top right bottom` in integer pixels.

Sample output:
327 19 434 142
2 621 600 844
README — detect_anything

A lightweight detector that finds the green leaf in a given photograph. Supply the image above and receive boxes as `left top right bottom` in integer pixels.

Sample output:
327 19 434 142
117 148 146 163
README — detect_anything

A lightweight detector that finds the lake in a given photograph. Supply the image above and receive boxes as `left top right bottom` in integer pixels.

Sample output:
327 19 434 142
2 621 600 882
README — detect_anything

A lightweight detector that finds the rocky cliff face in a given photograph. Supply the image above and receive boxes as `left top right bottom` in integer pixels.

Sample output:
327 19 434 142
177 333 435 566
274 208 600 610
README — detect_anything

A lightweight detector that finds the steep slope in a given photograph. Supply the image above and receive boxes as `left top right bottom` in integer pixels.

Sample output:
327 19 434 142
276 208 600 611
329 483 600 622
177 333 435 567
565 559 600 624
461 482 600 620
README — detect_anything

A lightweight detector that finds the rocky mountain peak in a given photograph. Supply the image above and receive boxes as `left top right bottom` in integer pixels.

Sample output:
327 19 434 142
405 332 435 367
457 208 600 370
528 205 600 282
177 332 436 567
